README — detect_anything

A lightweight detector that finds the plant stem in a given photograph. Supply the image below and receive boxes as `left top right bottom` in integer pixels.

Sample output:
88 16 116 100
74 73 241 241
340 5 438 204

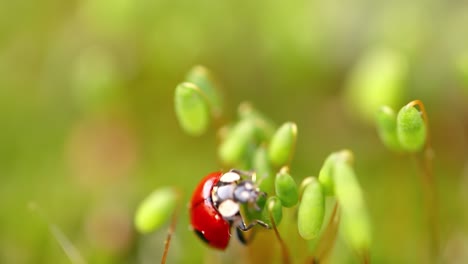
29 203 87 264
407 100 439 260
269 209 291 264
161 193 181 264
309 202 340 264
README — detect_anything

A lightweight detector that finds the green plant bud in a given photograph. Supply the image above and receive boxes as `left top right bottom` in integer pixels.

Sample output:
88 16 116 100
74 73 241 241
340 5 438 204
253 146 274 193
297 177 325 240
318 150 354 196
376 106 402 151
72 48 123 112
318 153 337 196
397 105 427 152
174 82 211 136
299 177 315 199
333 161 371 252
218 119 257 165
345 48 408 123
238 102 276 141
262 196 283 226
268 122 298 167
186 65 223 117
275 168 299 207
134 187 178 234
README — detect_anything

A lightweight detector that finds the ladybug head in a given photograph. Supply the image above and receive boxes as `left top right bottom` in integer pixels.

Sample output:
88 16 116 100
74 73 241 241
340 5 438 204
213 170 265 220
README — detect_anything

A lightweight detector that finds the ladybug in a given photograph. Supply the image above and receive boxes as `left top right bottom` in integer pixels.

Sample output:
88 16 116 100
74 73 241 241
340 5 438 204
189 169 270 250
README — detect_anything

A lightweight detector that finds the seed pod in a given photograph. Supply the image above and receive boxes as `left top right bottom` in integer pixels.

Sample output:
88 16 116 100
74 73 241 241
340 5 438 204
218 119 257 166
174 82 211 136
298 177 325 240
318 153 337 196
333 161 371 252
268 122 298 167
238 102 276 141
253 146 274 194
376 106 402 152
397 105 426 152
344 48 408 123
275 168 299 208
262 196 283 226
134 187 178 234
185 65 223 117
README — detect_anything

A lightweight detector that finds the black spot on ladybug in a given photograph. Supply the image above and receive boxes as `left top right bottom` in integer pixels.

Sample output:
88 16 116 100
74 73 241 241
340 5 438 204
194 229 210 244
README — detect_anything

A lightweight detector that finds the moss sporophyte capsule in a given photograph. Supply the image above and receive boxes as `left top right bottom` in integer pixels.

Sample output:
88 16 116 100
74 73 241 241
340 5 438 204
174 82 211 136
268 122 297 168
298 177 325 240
397 105 427 152
275 167 299 208
134 187 178 234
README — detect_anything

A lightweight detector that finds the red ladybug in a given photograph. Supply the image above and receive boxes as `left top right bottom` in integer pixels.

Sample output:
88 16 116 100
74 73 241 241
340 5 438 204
189 169 269 250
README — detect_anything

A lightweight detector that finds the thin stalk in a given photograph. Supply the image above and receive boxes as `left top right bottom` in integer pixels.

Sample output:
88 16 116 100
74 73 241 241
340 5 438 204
29 203 87 264
407 100 439 258
309 202 340 264
161 192 182 264
269 209 291 264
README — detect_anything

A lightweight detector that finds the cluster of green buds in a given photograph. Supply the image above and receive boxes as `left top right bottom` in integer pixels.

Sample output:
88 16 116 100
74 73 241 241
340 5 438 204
134 65 372 262
376 100 428 153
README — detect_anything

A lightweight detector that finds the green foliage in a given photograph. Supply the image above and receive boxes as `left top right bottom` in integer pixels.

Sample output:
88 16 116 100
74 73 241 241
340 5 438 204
297 177 325 240
345 49 408 123
238 102 277 141
376 106 402 152
318 152 338 196
397 105 426 152
185 65 223 118
218 118 257 165
376 101 427 153
134 187 178 234
4 2 459 263
174 82 211 136
253 146 275 194
172 67 373 260
262 196 283 226
275 167 299 208
268 122 297 168
333 160 372 252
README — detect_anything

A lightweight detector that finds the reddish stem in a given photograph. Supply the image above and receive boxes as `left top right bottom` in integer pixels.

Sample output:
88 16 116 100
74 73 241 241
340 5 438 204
161 191 182 264
309 202 340 263
407 100 439 259
269 210 291 264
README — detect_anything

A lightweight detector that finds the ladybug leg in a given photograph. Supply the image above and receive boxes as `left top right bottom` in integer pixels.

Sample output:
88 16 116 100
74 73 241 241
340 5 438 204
234 215 269 245
235 227 249 245
230 169 255 179
237 217 270 231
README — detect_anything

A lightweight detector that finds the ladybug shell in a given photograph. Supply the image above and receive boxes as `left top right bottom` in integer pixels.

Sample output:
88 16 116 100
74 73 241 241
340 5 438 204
190 171 231 250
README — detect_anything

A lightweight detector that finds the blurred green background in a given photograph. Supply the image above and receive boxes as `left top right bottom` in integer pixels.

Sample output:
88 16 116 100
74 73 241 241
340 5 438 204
1 0 468 263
